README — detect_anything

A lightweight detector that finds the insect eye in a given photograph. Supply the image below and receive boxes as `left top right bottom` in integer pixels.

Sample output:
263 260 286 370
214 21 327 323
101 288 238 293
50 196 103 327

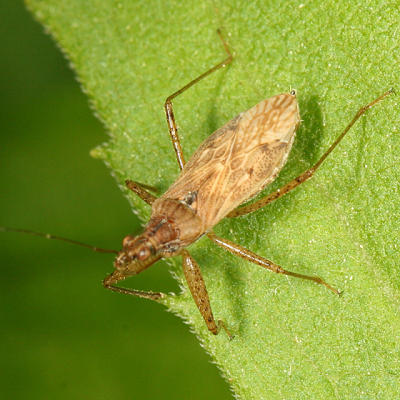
122 234 135 248
137 247 150 260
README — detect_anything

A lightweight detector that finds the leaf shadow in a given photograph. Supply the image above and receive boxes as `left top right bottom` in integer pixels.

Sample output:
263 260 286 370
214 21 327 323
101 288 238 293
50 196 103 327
221 258 249 335
203 68 233 135
290 93 324 170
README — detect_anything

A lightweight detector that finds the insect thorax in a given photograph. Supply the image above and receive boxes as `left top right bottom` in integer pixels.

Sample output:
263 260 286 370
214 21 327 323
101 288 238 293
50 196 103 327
150 197 204 251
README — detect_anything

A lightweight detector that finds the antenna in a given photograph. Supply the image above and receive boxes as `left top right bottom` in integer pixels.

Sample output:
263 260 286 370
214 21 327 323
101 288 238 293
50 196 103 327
1 226 118 254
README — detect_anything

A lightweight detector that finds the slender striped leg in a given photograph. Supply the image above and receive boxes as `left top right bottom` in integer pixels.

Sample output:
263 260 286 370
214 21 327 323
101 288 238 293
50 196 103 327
228 89 393 218
125 179 157 205
164 29 233 170
182 250 233 338
103 264 165 301
103 282 164 301
207 232 339 295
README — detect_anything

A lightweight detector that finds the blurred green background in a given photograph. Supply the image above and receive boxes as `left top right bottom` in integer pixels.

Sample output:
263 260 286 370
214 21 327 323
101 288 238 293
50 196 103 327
0 2 231 399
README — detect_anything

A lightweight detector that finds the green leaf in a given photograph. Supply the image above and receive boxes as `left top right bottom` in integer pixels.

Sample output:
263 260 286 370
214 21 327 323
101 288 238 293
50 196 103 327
26 0 400 398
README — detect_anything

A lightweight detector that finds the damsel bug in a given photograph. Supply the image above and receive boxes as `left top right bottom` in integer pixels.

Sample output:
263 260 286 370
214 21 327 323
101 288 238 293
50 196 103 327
2 30 392 337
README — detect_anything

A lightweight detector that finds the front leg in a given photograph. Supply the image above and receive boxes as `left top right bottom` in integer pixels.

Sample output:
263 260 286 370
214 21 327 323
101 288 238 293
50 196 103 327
103 271 164 301
181 250 232 338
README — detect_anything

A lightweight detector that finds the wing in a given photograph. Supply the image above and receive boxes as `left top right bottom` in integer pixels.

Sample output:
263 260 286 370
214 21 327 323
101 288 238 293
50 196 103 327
158 92 300 230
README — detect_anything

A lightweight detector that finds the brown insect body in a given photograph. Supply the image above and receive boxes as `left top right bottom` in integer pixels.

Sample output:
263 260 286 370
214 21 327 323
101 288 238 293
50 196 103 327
106 93 300 288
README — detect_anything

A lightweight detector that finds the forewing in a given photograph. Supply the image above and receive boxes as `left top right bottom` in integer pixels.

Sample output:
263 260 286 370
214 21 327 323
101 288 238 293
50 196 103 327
161 93 300 229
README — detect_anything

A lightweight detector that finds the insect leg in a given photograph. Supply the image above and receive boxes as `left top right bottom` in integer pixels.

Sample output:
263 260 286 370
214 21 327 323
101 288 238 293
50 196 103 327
103 272 164 301
103 284 164 301
228 89 394 218
182 250 233 338
125 179 157 205
164 29 232 170
207 232 339 295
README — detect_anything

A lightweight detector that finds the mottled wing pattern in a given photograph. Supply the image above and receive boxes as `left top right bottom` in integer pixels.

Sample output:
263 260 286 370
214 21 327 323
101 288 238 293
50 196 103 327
160 93 300 230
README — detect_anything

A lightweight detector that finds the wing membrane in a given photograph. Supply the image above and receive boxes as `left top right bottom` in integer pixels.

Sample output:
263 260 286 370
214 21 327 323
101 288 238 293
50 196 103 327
160 93 300 229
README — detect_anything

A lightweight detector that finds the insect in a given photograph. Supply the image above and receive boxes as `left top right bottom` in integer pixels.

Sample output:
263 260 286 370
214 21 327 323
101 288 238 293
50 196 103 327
2 30 392 337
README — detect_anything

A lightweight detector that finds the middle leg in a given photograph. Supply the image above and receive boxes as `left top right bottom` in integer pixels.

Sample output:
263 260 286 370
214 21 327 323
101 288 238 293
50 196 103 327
207 232 339 294
182 249 233 338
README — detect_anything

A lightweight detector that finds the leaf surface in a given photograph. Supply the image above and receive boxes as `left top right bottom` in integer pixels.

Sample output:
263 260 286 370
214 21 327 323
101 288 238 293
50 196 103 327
26 0 400 398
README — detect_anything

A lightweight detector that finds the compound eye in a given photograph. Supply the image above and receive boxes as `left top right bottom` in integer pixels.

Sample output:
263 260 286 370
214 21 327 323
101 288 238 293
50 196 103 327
137 246 150 261
122 235 136 248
